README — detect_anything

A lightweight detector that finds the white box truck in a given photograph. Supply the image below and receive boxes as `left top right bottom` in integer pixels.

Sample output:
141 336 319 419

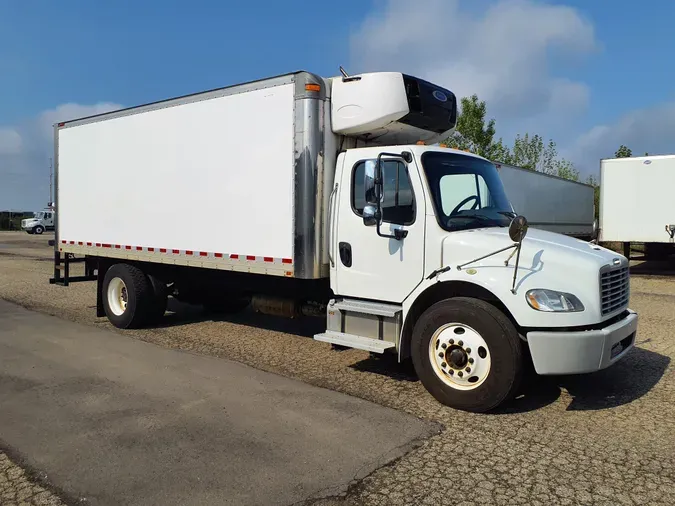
21 207 56 235
51 70 638 412
600 154 675 259
495 162 596 240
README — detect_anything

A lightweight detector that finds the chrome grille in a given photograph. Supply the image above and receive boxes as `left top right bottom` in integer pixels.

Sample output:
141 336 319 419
600 266 629 315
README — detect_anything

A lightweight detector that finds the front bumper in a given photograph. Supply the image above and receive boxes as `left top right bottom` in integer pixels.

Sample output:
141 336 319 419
526 310 638 375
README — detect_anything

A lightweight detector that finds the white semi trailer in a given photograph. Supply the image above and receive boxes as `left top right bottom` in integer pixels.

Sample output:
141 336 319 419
51 70 638 412
600 154 675 259
495 162 596 240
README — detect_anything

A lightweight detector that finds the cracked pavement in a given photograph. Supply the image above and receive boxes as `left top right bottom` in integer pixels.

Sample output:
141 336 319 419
1 232 674 505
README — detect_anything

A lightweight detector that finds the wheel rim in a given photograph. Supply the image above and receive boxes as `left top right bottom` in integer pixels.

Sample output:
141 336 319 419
429 323 491 391
107 277 128 316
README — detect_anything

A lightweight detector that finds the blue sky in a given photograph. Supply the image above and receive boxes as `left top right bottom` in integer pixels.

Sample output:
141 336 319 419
2 0 674 209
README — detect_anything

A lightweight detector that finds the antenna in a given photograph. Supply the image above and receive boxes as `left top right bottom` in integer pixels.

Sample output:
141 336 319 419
339 66 350 78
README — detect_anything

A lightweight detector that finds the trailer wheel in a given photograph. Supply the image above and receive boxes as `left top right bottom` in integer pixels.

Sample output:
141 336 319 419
411 297 523 413
33 225 44 235
102 263 153 329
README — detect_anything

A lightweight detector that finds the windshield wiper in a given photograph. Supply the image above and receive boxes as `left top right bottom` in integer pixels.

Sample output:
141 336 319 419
448 214 506 227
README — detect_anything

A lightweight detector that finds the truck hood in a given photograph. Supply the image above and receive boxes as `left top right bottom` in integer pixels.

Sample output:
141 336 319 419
440 227 628 325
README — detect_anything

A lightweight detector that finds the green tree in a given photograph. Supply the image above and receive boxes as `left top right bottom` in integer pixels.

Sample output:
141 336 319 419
614 145 632 158
444 94 497 159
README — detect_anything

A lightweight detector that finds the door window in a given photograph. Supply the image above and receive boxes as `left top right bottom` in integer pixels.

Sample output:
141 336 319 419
352 160 415 225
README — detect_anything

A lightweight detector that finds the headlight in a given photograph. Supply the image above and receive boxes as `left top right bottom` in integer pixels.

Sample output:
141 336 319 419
526 289 585 312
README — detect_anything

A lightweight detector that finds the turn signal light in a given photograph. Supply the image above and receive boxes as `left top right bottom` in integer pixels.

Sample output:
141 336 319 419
305 83 321 92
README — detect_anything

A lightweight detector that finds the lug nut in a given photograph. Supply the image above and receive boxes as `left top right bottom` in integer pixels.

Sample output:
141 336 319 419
469 358 474 364
449 339 455 345
441 362 447 368
438 352 444 358
449 370 454 375
465 367 471 373
441 343 447 349
458 340 464 346
465 348 471 354
458 371 463 377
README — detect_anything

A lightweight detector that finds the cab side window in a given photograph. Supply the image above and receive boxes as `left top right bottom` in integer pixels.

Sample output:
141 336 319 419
352 160 415 225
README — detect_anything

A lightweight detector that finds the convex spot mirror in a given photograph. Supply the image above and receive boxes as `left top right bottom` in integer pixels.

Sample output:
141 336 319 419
509 215 529 243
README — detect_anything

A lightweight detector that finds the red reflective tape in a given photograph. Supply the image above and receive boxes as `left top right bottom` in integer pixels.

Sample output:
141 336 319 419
86 242 92 246
200 252 208 257
125 245 132 250
148 247 155 252
282 258 293 264
172 249 179 254
95 243 101 247
114 245 121 249
230 254 239 259
246 255 256 261
61 240 66 244
103 244 112 248
69 241 75 245
264 257 273 263
136 246 142 251
78 241 83 246
186 250 194 256
160 248 167 253
215 253 223 258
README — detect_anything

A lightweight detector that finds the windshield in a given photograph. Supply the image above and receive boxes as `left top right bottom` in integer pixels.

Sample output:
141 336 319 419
34 212 43 219
421 151 514 232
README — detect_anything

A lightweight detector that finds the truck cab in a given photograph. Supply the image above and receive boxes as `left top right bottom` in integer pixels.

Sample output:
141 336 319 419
316 71 637 412
22 208 55 235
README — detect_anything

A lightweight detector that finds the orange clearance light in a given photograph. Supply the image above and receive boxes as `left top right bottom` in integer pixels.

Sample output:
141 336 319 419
439 143 448 148
416 140 425 145
305 83 321 92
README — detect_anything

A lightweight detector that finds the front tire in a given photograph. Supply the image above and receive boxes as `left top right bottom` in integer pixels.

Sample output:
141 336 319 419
102 263 153 329
411 297 523 413
33 225 44 235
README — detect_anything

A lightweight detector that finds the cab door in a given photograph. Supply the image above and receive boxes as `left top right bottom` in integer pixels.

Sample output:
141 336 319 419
333 148 426 303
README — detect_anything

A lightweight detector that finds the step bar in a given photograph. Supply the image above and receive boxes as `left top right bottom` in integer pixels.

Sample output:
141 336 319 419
314 331 396 354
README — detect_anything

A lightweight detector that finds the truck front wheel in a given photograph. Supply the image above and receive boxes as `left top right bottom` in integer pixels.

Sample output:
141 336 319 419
102 264 153 329
33 225 44 235
411 297 523 413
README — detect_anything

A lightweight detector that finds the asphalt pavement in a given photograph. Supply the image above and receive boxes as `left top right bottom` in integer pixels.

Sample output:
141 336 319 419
0 300 439 506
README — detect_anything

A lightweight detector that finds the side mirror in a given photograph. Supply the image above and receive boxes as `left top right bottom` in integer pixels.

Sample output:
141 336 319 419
364 160 378 205
363 204 379 227
508 215 529 243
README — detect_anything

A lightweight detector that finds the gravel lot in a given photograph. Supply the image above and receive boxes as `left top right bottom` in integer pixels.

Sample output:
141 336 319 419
1 231 674 505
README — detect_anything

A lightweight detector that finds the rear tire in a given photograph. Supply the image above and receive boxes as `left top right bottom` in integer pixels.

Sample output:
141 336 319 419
411 297 523 413
102 263 153 329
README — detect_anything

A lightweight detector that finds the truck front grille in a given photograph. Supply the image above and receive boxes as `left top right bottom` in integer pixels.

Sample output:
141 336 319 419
600 266 629 316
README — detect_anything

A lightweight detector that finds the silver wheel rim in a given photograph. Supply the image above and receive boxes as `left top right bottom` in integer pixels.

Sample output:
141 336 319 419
107 277 128 316
429 323 491 391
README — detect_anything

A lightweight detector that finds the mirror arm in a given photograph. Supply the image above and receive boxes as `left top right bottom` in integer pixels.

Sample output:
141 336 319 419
371 151 412 241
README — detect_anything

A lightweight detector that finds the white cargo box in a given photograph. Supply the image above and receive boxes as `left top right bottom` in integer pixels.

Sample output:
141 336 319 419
56 72 334 279
599 154 675 243
495 162 595 239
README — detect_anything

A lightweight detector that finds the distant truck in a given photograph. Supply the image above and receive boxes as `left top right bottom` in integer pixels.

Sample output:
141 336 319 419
50 70 637 413
495 162 596 241
22 208 55 235
599 155 675 259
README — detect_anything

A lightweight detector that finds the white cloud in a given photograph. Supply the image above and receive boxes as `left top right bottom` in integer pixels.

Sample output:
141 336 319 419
566 101 675 171
0 102 122 210
350 0 597 133
0 128 22 155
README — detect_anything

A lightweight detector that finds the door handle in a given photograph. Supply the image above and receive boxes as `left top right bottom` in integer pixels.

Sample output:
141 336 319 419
339 242 352 268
